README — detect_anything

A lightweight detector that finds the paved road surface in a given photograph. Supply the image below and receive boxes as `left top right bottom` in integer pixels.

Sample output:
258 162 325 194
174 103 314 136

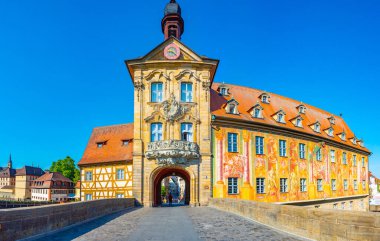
31 207 306 241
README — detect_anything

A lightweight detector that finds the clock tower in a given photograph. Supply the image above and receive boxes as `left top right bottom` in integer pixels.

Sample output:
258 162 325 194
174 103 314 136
125 0 219 206
162 0 184 40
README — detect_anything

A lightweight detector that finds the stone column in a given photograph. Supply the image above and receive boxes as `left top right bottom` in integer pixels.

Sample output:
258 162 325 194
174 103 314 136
240 132 253 200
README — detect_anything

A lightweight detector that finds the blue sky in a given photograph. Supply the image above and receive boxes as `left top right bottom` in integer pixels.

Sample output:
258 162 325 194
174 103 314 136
0 0 379 176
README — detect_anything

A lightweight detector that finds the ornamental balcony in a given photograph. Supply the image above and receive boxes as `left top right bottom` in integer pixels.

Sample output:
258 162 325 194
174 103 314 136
145 140 200 166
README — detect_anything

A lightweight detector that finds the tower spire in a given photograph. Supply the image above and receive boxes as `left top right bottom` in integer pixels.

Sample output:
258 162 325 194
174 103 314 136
8 153 12 169
162 0 184 40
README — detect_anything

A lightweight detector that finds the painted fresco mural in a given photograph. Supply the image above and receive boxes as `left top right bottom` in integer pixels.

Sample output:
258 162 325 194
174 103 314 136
212 127 369 203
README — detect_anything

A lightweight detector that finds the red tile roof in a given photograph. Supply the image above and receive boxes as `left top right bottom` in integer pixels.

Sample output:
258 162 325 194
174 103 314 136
211 83 369 153
31 172 74 189
78 123 134 166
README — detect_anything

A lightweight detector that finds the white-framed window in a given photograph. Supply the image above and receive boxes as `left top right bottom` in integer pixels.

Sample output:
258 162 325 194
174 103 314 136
227 177 238 194
331 179 336 191
328 128 334 137
317 179 323 191
256 178 265 194
85 194 93 201
300 178 307 192
343 152 347 165
253 108 262 118
220 87 227 96
116 169 125 180
151 123 163 142
116 193 124 198
315 123 321 132
362 157 365 168
261 95 269 103
362 180 366 189
151 82 163 102
354 179 358 190
181 82 193 102
228 133 238 152
277 113 285 123
279 140 287 157
328 116 335 125
344 179 348 190
280 178 288 193
299 143 306 159
296 118 302 127
227 103 238 114
330 150 335 162
316 148 321 161
181 123 193 142
353 155 357 166
341 132 346 141
255 136 264 155
85 171 93 181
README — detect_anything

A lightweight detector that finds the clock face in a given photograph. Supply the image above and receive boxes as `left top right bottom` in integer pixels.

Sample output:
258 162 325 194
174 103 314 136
164 43 180 60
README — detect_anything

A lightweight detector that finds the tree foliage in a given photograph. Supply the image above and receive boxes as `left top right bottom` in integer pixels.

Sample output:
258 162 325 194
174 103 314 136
50 156 80 183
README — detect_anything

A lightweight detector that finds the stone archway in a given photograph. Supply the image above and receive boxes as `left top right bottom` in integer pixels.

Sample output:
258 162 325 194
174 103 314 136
152 167 191 206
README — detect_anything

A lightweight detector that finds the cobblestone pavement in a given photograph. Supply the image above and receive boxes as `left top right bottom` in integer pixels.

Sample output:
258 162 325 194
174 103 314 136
32 207 307 241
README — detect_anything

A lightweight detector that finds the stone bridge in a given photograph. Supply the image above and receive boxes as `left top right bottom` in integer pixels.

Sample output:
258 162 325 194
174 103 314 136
1 198 380 241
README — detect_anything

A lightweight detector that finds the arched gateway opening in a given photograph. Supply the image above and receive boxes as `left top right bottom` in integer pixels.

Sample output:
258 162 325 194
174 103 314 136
153 167 190 206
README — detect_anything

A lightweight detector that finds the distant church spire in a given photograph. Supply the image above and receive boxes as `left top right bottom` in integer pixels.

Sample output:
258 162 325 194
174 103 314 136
8 154 12 169
162 0 184 40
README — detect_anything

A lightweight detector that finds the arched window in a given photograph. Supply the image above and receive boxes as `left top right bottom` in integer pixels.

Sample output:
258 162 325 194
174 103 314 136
181 123 193 142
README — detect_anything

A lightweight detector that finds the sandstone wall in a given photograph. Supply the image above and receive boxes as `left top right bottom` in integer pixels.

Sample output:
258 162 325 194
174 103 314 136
0 198 135 241
210 198 380 241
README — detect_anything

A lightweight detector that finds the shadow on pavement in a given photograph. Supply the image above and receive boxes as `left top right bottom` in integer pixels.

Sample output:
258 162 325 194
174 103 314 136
27 207 141 241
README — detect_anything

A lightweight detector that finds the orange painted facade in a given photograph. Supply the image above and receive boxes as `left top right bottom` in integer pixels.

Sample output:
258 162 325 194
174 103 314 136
212 125 369 203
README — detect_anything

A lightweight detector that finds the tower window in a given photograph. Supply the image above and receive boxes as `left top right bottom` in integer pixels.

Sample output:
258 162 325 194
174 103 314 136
181 123 193 142
151 82 163 102
181 82 193 102
151 123 163 142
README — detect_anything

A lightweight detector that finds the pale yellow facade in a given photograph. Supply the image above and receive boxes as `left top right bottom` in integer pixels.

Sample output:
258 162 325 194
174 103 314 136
80 163 133 200
127 38 218 206
14 175 39 200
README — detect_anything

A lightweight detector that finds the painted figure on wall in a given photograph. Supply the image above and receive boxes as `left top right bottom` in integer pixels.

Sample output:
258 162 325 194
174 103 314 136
223 153 244 178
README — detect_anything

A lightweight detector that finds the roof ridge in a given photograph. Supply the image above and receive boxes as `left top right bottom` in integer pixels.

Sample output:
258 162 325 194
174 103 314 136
93 123 134 130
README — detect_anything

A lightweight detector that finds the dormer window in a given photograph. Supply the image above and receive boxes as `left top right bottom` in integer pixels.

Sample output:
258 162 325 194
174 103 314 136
328 116 335 125
218 84 229 96
351 137 357 145
296 118 302 127
97 141 107 148
326 128 334 137
315 123 320 132
250 103 264 119
254 108 262 118
122 139 131 146
273 110 286 123
259 92 270 104
339 132 346 141
297 104 306 114
310 122 321 133
225 98 239 114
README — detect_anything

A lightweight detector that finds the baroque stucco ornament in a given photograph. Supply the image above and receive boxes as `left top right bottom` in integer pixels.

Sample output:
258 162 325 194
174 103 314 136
145 140 200 166
161 93 188 122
